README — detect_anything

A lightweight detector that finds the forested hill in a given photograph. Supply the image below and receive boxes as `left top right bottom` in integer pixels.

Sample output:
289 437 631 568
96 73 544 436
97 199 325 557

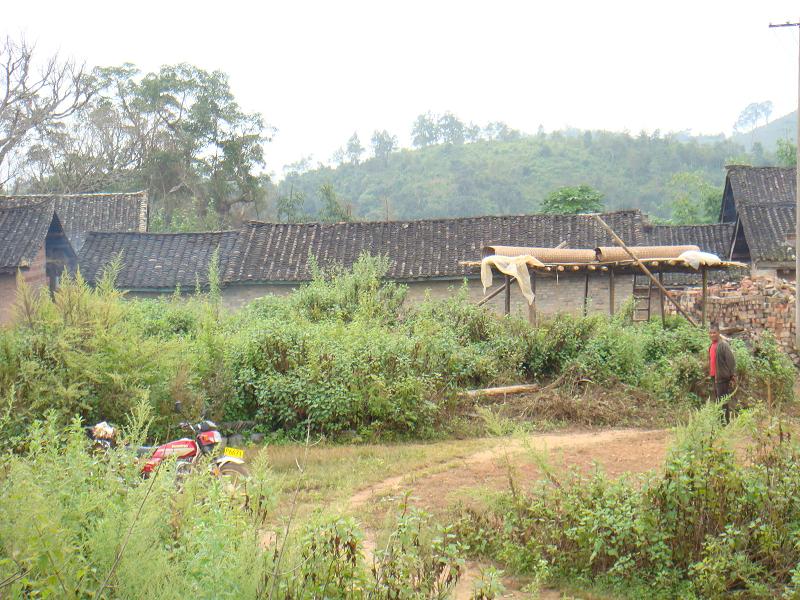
279 131 760 222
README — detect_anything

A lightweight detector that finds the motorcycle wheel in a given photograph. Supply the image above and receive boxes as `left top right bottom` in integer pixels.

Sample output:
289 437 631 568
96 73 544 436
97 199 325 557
218 463 251 508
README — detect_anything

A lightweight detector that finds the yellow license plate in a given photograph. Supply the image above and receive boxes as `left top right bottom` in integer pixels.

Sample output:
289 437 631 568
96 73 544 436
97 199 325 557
223 447 244 459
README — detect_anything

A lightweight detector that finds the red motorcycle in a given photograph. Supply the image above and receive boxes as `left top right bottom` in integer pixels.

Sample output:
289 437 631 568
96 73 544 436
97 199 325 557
92 401 250 497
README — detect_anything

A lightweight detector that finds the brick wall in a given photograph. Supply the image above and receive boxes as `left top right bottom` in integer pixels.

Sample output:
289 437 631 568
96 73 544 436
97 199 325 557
0 243 47 325
666 277 798 362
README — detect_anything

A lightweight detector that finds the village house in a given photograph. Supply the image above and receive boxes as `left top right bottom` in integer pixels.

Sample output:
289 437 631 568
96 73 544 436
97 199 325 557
8 177 792 323
0 191 149 252
78 230 240 295
0 200 77 323
76 210 738 318
721 165 796 279
0 192 148 323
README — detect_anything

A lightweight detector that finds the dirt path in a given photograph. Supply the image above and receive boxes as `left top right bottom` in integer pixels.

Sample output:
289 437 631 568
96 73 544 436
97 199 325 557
348 428 672 599
349 428 670 514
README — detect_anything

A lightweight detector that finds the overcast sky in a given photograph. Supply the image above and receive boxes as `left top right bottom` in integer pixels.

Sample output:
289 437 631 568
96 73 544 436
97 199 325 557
4 1 800 178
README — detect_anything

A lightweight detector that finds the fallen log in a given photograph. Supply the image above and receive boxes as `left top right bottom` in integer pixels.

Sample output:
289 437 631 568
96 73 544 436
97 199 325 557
462 383 540 398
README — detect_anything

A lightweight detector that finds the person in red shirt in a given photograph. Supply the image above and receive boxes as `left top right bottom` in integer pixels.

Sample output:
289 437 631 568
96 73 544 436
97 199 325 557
709 323 737 423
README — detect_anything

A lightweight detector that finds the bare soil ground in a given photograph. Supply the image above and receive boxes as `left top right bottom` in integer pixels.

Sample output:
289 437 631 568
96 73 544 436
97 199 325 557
349 429 671 517
339 428 672 599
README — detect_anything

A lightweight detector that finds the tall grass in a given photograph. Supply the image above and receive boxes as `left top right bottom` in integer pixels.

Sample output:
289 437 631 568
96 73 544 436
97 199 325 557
0 405 463 599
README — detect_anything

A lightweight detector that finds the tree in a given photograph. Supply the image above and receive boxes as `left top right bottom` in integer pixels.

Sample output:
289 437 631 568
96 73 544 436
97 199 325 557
0 36 97 189
330 147 345 166
276 186 306 223
777 138 797 167
464 122 482 143
760 100 773 125
734 101 774 134
15 62 272 225
437 113 465 145
317 183 351 222
484 121 520 142
541 185 604 214
411 113 439 147
668 172 720 224
283 156 313 177
346 132 364 165
370 129 397 164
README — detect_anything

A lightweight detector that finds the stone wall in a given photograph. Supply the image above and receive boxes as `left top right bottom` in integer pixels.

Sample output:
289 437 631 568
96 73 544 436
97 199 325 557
222 273 636 319
119 272 640 320
667 277 798 361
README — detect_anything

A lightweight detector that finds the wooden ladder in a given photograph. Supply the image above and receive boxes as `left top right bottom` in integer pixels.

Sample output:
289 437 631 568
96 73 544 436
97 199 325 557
632 273 652 322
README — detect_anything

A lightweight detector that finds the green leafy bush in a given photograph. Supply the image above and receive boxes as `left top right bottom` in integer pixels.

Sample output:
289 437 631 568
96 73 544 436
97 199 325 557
0 255 793 443
455 406 800 597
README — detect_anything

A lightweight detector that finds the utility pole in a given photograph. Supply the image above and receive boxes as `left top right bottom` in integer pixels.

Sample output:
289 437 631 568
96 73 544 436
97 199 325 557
769 20 800 349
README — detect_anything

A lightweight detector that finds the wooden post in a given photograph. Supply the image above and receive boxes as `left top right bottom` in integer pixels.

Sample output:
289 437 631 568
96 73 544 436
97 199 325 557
583 271 590 316
477 280 510 307
529 270 537 326
701 266 708 326
591 214 698 327
659 271 665 327
504 274 511 315
608 268 615 316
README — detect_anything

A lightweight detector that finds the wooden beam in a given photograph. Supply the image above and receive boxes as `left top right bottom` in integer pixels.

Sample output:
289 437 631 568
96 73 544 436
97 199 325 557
583 271 590 316
462 383 540 398
609 268 615 316
701 267 708 326
477 280 509 307
504 274 511 315
591 214 698 327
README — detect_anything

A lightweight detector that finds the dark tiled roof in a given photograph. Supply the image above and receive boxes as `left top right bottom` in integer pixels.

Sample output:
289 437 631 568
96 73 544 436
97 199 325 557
723 166 797 265
78 231 239 290
643 223 735 258
0 192 148 252
225 211 646 283
726 166 796 207
625 222 741 288
0 199 55 273
737 203 795 264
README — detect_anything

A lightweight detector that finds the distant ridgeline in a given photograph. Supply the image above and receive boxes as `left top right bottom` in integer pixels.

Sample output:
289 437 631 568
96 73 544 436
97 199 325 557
732 110 797 152
279 129 768 222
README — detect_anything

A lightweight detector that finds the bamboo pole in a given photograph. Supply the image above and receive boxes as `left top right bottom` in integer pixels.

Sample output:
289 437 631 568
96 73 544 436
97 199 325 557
659 271 665 327
529 270 537 326
591 214 698 327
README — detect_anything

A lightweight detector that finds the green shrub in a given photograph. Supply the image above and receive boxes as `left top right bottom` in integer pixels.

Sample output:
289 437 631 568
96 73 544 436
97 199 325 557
455 405 800 597
0 255 793 442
